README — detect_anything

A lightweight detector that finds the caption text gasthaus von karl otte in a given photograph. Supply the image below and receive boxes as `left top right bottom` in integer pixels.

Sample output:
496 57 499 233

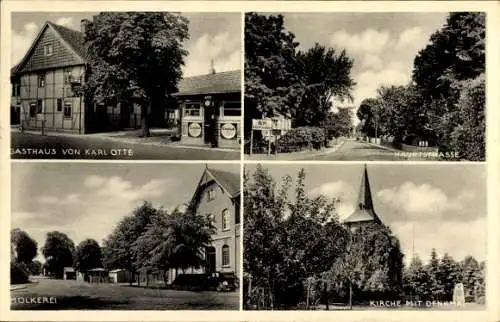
11 148 134 156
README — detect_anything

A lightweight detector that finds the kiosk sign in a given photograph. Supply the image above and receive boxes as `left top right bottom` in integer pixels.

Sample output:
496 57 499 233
252 119 272 130
188 122 202 137
221 123 237 139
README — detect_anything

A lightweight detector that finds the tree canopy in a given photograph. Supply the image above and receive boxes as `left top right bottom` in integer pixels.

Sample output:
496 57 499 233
84 12 190 137
73 238 103 272
42 231 75 278
11 228 38 264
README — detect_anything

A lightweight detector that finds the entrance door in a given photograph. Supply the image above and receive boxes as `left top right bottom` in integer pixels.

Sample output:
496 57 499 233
206 247 216 273
204 105 217 146
120 102 130 129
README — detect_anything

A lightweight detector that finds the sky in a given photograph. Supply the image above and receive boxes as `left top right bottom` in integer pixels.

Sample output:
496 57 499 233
245 163 486 265
11 163 240 262
279 12 448 119
11 12 241 77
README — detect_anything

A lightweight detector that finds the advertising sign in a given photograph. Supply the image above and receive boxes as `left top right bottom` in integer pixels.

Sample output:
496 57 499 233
188 122 202 137
221 123 237 139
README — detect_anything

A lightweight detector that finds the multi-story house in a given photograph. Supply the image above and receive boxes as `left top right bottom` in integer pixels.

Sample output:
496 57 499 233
10 20 144 134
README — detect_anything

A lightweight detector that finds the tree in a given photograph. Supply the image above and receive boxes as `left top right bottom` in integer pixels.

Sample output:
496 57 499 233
102 201 161 285
294 44 355 127
11 228 38 264
244 13 304 141
426 248 443 300
29 260 43 276
321 107 354 140
344 224 404 302
244 165 347 309
356 98 378 138
74 239 103 272
437 253 461 301
450 74 485 160
42 231 75 278
84 12 189 137
412 12 485 156
133 204 214 287
403 256 431 301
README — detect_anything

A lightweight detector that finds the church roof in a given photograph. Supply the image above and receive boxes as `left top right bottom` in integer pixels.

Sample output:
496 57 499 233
344 164 383 225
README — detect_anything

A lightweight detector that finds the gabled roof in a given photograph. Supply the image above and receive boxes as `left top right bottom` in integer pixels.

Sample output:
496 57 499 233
12 21 86 76
175 70 241 96
191 167 240 206
344 164 383 225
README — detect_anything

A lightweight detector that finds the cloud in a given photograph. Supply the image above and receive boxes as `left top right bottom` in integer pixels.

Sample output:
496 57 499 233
331 26 435 118
310 180 357 220
392 217 486 265
13 176 175 262
11 22 40 65
183 32 241 77
84 175 106 188
54 17 76 28
37 193 80 205
331 29 391 55
377 182 475 221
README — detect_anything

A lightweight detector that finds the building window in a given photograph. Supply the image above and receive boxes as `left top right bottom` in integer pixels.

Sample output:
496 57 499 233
64 102 72 118
12 83 20 96
221 209 230 231
44 44 53 56
36 99 43 114
222 102 241 117
29 102 36 117
235 203 240 225
222 245 230 267
56 99 62 112
207 188 215 202
38 74 45 88
206 213 214 224
64 69 72 84
183 102 201 117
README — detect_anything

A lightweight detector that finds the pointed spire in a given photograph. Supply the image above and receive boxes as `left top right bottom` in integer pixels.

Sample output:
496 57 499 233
344 164 382 226
356 164 374 212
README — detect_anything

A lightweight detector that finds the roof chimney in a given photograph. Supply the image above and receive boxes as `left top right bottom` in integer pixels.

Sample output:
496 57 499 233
209 59 216 74
80 19 90 35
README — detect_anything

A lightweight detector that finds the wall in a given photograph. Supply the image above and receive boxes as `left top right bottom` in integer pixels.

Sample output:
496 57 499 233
197 181 239 275
18 65 85 133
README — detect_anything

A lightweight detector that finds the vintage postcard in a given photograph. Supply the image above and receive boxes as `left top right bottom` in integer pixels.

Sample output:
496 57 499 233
244 12 486 162
244 163 486 311
10 162 240 310
9 11 242 160
1 1 499 322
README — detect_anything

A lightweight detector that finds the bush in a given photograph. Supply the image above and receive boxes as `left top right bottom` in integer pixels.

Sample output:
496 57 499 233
11 262 29 284
277 126 326 152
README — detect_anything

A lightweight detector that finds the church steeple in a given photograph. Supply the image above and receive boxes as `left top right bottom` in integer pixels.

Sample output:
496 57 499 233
344 164 382 231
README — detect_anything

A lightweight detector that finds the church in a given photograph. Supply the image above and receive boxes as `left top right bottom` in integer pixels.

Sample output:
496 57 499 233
343 164 384 232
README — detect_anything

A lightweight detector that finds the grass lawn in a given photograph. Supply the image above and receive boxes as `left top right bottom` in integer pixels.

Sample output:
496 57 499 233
11 277 239 310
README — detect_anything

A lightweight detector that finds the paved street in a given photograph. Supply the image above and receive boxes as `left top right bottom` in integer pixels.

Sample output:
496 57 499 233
11 278 239 310
296 139 436 161
11 132 239 160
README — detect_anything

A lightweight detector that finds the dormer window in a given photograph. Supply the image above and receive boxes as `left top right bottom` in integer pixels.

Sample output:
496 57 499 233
44 44 53 56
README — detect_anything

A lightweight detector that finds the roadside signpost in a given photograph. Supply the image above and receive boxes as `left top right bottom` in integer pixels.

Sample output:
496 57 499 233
250 117 292 156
